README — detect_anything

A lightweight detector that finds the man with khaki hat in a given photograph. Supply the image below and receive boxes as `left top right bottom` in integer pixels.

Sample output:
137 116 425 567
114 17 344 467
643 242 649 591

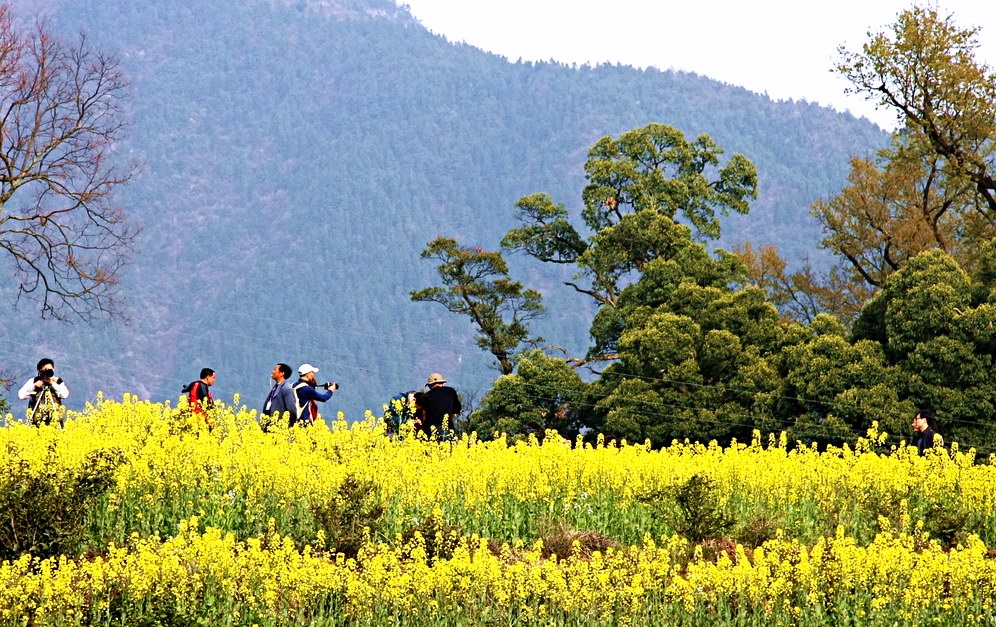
419 372 461 440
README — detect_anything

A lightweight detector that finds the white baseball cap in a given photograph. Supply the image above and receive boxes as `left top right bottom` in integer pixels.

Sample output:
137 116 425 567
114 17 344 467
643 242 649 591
298 363 319 376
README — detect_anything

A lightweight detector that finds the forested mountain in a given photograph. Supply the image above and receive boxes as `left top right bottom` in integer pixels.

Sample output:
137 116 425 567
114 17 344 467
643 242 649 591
2 0 887 417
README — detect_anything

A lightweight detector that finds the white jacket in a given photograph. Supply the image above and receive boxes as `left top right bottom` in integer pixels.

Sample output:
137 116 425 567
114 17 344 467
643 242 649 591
18 376 70 402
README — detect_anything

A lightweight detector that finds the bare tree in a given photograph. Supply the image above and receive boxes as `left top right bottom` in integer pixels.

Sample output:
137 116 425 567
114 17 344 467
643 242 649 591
0 5 137 320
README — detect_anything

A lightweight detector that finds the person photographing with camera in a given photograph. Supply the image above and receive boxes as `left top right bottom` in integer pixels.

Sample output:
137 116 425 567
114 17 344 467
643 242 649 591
17 358 69 426
292 363 338 427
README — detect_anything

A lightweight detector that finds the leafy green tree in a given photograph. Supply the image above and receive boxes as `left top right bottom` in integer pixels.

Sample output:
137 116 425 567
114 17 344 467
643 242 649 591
582 251 787 446
496 124 781 445
469 349 586 441
854 249 996 452
502 123 757 316
882 251 972 356
853 249 971 354
411 237 544 375
779 327 913 443
970 239 996 305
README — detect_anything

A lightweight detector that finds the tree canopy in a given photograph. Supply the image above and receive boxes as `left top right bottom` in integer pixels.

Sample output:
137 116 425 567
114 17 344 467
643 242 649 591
837 6 996 216
411 237 544 375
493 124 781 445
439 118 996 456
503 122 758 329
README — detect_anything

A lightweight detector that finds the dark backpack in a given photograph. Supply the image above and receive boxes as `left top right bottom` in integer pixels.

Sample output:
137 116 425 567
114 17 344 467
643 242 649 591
384 394 411 434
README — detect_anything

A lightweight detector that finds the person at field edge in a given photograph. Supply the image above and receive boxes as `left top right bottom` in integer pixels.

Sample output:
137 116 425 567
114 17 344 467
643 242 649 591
384 389 419 436
292 363 337 427
182 368 216 417
418 372 461 440
912 408 943 455
17 358 69 426
262 362 297 429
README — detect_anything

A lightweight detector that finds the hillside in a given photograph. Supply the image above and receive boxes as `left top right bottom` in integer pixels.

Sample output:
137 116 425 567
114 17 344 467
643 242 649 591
1 0 887 416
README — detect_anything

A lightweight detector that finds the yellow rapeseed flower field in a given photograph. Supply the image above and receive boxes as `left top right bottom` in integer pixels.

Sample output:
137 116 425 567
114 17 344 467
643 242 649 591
1 396 995 625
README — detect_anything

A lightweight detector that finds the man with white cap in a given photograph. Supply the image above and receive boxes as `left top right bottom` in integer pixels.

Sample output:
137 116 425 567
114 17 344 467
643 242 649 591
419 372 461 440
291 363 338 427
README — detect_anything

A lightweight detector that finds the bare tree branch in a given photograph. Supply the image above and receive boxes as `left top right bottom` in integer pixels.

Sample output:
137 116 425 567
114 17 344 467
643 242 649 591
0 6 138 321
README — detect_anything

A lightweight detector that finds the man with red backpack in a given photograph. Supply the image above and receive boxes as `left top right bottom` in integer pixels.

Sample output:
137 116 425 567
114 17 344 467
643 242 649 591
182 368 216 420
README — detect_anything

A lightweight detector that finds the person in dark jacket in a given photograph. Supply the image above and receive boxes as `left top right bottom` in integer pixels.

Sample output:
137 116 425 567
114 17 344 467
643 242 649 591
418 372 461 440
912 408 943 455
384 390 418 436
262 363 297 429
292 363 337 427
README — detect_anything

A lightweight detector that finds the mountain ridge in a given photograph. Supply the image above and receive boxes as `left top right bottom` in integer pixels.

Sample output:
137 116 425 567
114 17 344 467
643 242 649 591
1 0 887 417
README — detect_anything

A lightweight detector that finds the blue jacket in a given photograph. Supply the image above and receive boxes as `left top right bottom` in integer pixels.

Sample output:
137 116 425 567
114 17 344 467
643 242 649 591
293 379 334 425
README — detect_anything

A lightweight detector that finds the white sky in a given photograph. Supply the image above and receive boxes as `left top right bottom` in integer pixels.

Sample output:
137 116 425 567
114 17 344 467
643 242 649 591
400 0 996 130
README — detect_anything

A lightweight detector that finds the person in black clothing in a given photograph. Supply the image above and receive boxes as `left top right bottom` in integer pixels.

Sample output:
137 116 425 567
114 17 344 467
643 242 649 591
418 372 461 440
912 408 943 455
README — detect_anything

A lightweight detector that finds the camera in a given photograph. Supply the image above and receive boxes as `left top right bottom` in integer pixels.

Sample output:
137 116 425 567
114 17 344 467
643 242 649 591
39 369 54 380
323 381 339 392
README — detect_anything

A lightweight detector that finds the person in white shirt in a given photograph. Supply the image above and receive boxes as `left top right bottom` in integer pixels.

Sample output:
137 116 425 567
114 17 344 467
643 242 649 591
18 358 69 426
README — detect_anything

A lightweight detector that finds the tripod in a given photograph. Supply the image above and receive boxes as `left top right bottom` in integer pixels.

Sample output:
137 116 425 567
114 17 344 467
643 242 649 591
29 384 64 427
